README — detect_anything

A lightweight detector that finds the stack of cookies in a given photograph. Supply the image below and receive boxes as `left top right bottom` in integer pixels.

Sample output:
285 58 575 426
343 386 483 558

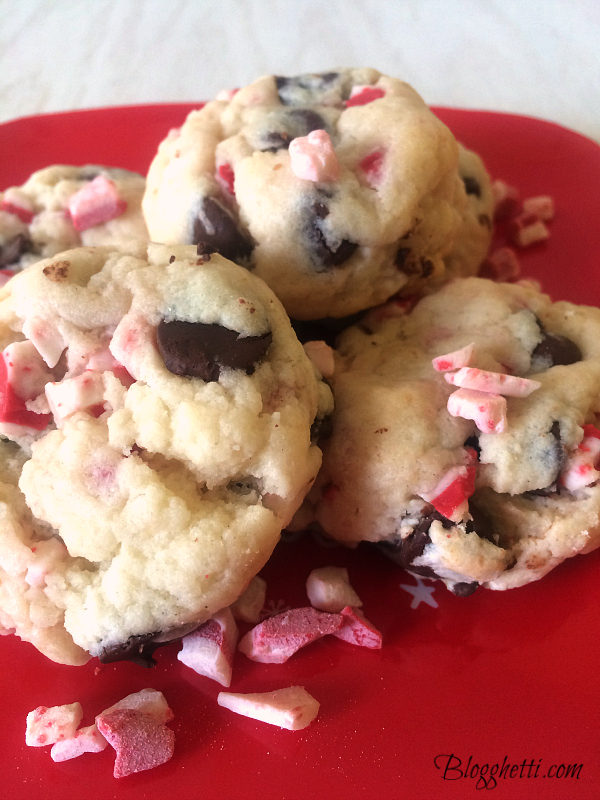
0 68 598 667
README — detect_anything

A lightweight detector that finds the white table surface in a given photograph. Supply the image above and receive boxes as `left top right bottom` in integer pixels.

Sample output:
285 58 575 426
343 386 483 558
1 0 599 143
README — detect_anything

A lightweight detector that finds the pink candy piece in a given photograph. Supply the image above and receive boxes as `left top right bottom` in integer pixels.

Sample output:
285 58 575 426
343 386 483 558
25 537 67 588
3 340 54 400
332 606 382 649
445 367 541 397
96 708 174 779
67 176 127 232
346 85 386 107
522 195 554 221
479 246 521 282
101 689 174 725
177 608 239 687
217 163 235 195
50 724 108 762
421 463 477 521
217 686 319 731
289 130 340 183
491 179 520 220
303 340 335 379
45 371 106 424
559 434 600 491
22 315 66 368
306 566 362 613
447 388 507 434
508 211 550 248
0 348 51 430
359 150 385 186
230 575 267 624
238 607 344 664
26 702 83 747
432 343 475 373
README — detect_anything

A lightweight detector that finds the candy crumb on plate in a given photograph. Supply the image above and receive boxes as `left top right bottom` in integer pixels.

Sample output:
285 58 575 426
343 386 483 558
217 686 320 730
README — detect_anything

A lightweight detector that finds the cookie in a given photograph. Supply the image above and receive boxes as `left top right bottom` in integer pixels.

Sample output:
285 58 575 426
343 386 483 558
143 69 492 320
0 242 332 664
0 165 148 274
308 277 600 594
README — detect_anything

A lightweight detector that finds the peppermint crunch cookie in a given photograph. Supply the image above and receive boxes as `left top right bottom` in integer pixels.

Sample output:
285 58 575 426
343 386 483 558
310 277 600 594
143 69 491 320
0 243 331 663
0 165 148 274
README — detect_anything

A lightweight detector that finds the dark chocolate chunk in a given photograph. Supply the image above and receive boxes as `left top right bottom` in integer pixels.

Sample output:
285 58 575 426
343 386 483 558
157 319 272 381
462 176 481 197
261 109 328 151
532 331 582 369
452 581 479 597
0 233 31 267
290 310 365 346
306 202 358 271
377 510 452 579
196 241 217 257
276 72 343 106
193 197 253 265
464 435 481 460
99 632 163 668
310 413 333 443
394 247 411 270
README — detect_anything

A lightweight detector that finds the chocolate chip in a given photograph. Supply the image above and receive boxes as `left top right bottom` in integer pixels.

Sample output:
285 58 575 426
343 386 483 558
532 331 582 369
464 435 481 459
290 311 365 346
157 319 272 381
377 510 452 579
462 176 481 197
99 632 163 668
261 109 328 151
276 72 343 106
193 197 253 265
169 255 176 264
306 202 358 271
42 260 70 282
310 413 333 443
394 247 411 270
452 581 479 597
0 233 31 267
197 242 218 257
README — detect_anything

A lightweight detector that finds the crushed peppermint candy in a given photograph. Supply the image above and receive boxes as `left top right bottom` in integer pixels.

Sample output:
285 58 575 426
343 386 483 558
96 708 175 779
432 343 475 373
491 179 520 220
447 388 507 434
420 463 477 522
479 246 521 282
67 175 127 232
333 606 382 649
45 372 106 425
303 340 335 379
445 367 541 397
230 575 267 624
559 430 600 491
522 195 554 221
26 702 83 747
177 608 239 687
358 149 385 186
306 566 362 613
346 85 386 107
289 130 340 182
217 162 235 195
51 725 108 762
1 188 35 223
218 686 320 730
508 211 550 248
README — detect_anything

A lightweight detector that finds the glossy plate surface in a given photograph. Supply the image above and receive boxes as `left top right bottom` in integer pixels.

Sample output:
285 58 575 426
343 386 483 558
1 105 600 800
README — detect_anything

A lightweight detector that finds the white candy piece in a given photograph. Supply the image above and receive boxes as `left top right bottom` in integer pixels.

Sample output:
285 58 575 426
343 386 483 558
45 371 105 424
26 702 83 747
2 341 54 400
22 315 67 368
289 130 340 182
217 686 320 730
445 367 541 397
447 388 507 434
432 343 475 372
306 566 362 613
230 575 267 624
50 724 108 762
100 688 174 724
177 608 238 687
303 340 335 379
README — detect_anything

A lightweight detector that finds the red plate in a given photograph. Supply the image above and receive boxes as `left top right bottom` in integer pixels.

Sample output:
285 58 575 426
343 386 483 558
1 106 600 800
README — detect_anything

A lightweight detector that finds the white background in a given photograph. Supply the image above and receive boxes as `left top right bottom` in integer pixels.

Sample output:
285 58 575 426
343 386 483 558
1 0 599 142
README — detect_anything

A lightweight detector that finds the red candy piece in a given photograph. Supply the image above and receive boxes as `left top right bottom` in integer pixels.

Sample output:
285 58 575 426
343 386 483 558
346 86 385 107
67 176 127 232
0 199 34 224
217 163 235 195
430 465 476 520
95 708 174 779
333 606 382 649
582 424 600 440
508 211 550 248
359 150 385 184
479 246 521 282
238 607 344 664
0 356 51 430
